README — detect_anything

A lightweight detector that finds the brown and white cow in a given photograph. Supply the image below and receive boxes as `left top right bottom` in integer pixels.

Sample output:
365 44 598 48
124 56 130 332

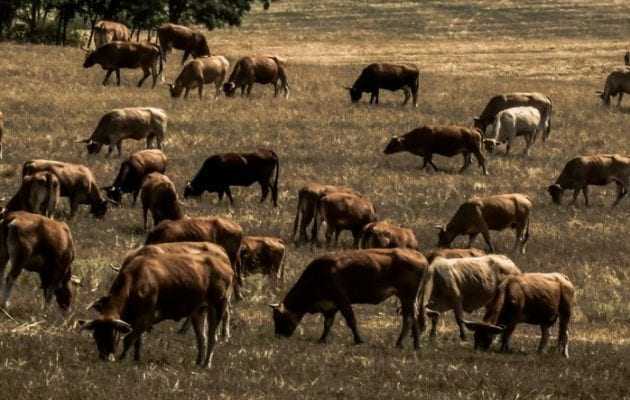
223 56 289 98
271 248 428 349
0 211 74 311
104 149 167 204
437 193 531 254
464 273 574 358
83 41 162 87
359 220 418 250
2 171 60 218
169 56 230 99
140 172 183 230
80 252 232 367
548 154 630 206
312 192 377 248
239 236 286 288
346 63 420 107
384 125 488 175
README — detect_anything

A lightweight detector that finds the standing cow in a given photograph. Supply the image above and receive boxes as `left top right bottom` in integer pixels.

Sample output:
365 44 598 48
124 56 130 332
2 171 60 218
223 56 289 99
79 108 167 157
239 236 286 288
140 172 184 230
157 23 210 65
359 220 418 250
183 149 280 207
346 63 420 107
483 106 545 156
312 192 377 248
92 20 130 48
168 56 230 99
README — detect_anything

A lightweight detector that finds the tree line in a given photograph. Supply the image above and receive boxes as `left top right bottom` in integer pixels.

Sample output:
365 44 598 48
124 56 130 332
0 0 271 45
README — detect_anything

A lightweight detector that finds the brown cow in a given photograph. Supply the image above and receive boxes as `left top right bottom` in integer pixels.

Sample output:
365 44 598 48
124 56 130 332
291 183 357 246
145 216 244 299
271 249 428 349
157 23 210 65
223 56 289 99
104 149 168 204
80 253 232 367
140 173 183 230
346 63 420 107
384 125 488 175
83 41 162 88
169 56 230 99
359 220 418 250
426 248 486 264
2 171 60 218
239 236 286 288
597 68 630 107
548 154 630 207
22 160 110 219
0 211 74 311
437 193 531 254
93 20 131 48
464 273 574 358
473 92 553 141
312 192 377 248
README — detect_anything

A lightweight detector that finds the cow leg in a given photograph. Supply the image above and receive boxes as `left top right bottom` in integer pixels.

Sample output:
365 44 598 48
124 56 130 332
181 51 190 65
396 298 419 349
203 298 227 368
177 317 191 334
120 329 143 361
480 229 495 253
454 301 467 341
247 84 253 96
537 325 550 354
374 90 380 104
499 324 516 353
220 301 231 341
138 67 150 87
558 316 570 358
106 145 114 158
0 247 9 297
116 142 123 157
505 139 512 155
369 92 375 104
474 150 488 175
618 92 624 107
332 295 363 344
190 310 208 366
215 82 221 99
582 187 589 207
411 87 418 108
318 310 337 343
467 233 478 248
429 311 439 338
143 206 149 231
459 153 472 173
427 155 440 172
0 256 23 309
259 182 270 203
225 187 235 205
352 230 362 248
69 196 80 219
569 189 580 206
198 83 203 99
274 82 279 97
401 88 410 106
102 70 113 86
333 228 341 247
613 180 627 206
184 88 190 99
115 69 121 86
132 191 139 206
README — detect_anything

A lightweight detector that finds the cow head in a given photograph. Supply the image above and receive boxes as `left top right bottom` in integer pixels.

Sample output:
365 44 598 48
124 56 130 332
223 82 237 97
483 139 498 153
90 199 109 219
472 117 484 131
83 50 96 68
463 320 504 351
270 303 301 337
596 90 610 106
80 317 132 361
346 86 362 103
383 136 405 154
183 181 203 198
168 83 184 98
54 283 73 312
436 225 454 248
103 186 123 204
547 184 564 205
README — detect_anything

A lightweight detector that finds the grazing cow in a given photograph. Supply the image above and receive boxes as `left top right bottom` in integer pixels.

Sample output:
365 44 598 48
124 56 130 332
104 149 167 205
0 211 74 311
169 56 230 99
312 192 377 248
124 242 230 266
426 248 486 264
222 56 289 99
183 149 280 207
22 160 110 219
384 125 488 175
83 41 162 88
437 193 532 254
359 221 418 250
346 63 420 107
79 107 167 157
271 249 428 348
239 236 286 288
140 173 183 230
547 154 630 206
0 110 4 159
417 255 521 341
145 216 244 299
474 92 553 141
157 23 210 65
2 171 60 218
464 273 574 358
291 183 357 246
80 253 232 367
93 20 130 48
483 107 545 156
598 68 630 107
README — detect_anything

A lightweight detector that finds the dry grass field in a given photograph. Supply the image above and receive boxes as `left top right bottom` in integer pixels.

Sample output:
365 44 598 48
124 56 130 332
1 0 630 398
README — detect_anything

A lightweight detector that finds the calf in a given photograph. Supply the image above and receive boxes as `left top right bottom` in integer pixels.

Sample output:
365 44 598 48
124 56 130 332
384 125 488 175
597 68 630 106
80 253 232 368
79 107 167 157
2 171 60 218
157 23 210 65
0 211 74 311
474 92 553 141
271 248 428 349
359 220 418 250
346 63 420 107
183 149 280 207
169 56 230 99
223 56 289 99
548 154 630 207
437 193 531 254
145 216 244 299
312 192 377 248
93 20 130 48
417 255 521 341
83 41 162 87
291 183 357 245
426 248 486 264
22 160 109 219
483 106 544 155
104 149 167 205
140 173 184 230
239 236 286 288
464 273 574 358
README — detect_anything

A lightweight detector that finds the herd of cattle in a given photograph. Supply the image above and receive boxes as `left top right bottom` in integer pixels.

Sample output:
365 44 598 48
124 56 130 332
1 19 630 369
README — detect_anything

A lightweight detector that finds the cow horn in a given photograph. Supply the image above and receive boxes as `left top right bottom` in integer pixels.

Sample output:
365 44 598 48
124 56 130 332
76 138 92 144
78 319 97 331
109 264 121 272
343 86 352 90
269 303 280 310
595 90 604 95
433 224 444 230
112 319 132 333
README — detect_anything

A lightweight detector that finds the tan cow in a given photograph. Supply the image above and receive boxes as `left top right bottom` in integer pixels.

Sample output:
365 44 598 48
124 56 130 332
169 56 230 99
239 236 286 288
2 171 60 218
223 56 289 98
139 172 183 230
359 220 418 250
312 192 377 248
426 248 486 264
93 20 131 48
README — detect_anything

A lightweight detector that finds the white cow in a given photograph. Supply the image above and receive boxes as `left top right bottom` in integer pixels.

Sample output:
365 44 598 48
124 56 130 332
483 106 546 155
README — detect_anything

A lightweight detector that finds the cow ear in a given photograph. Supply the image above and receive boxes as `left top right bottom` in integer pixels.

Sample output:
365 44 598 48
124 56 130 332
269 303 281 310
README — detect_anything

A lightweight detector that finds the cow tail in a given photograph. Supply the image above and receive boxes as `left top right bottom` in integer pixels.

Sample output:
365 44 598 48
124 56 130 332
416 263 435 334
278 247 286 284
545 98 552 141
522 213 530 250
291 190 303 242
271 150 280 206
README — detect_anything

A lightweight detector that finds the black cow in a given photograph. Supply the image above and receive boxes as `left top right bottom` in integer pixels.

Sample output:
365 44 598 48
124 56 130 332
346 63 420 107
183 149 280 207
